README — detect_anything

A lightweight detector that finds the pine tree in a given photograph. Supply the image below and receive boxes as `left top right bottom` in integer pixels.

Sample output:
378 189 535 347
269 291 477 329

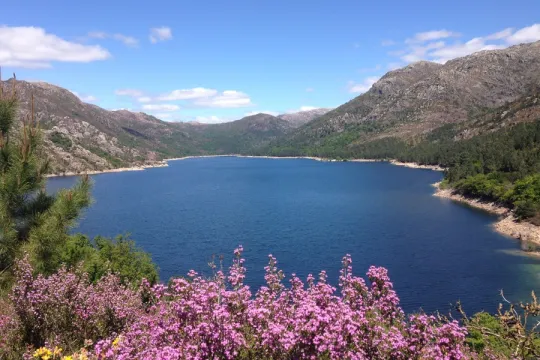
0 72 91 288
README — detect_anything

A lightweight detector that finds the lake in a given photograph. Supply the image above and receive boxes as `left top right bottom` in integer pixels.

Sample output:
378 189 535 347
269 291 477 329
48 157 540 314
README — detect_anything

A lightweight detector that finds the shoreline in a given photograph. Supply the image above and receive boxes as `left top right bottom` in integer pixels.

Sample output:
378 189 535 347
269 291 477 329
166 154 385 162
46 155 387 177
46 161 169 178
47 155 540 255
433 182 540 253
47 155 445 178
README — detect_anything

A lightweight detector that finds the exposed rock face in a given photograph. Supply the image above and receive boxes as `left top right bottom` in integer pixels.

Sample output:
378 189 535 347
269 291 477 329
0 82 319 173
278 108 332 127
282 41 540 146
3 41 540 173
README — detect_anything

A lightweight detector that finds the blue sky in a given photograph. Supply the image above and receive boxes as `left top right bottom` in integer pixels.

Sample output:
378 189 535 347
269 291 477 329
2 1 540 123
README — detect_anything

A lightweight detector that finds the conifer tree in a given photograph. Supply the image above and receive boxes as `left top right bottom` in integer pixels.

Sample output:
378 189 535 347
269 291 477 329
0 72 91 287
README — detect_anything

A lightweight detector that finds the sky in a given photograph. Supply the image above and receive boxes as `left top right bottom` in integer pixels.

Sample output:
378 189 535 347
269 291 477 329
1 1 540 123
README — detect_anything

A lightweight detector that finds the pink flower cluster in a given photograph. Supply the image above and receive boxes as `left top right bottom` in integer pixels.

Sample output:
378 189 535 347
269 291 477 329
9 256 142 349
93 247 469 359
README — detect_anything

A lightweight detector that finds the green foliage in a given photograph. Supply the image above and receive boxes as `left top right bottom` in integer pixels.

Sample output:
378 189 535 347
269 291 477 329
0 79 159 292
60 234 159 285
86 146 125 168
461 291 540 359
465 312 511 356
264 116 540 221
0 81 92 288
48 131 72 150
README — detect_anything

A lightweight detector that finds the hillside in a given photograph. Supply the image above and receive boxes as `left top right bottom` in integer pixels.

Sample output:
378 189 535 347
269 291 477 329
1 79 322 174
277 108 332 127
261 41 540 157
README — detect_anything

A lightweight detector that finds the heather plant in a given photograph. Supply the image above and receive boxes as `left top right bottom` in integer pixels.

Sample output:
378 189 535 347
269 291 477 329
93 247 471 359
3 247 539 359
7 256 142 357
0 75 91 289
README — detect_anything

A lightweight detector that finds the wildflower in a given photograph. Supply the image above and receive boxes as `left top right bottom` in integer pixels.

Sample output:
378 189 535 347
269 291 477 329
33 347 52 359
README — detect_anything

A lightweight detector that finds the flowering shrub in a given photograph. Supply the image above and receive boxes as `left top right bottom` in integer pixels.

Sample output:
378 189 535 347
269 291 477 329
9 256 142 352
93 247 471 359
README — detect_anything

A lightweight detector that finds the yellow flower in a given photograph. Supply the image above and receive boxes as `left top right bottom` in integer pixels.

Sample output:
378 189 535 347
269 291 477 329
33 347 53 359
112 336 121 347
53 346 63 356
61 356 73 360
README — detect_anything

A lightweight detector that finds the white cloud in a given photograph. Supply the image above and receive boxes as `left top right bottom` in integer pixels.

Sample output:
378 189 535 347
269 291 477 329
88 31 138 47
112 34 138 47
406 30 460 44
306 87 314 92
485 28 514 41
115 86 253 110
245 110 279 116
381 39 396 46
429 38 504 63
401 41 445 63
115 89 144 97
0 26 110 68
153 113 173 119
392 23 540 65
194 115 230 124
149 27 172 43
70 90 97 103
285 106 326 114
194 90 252 108
506 24 540 45
157 87 218 101
142 104 180 111
80 95 97 102
348 76 380 94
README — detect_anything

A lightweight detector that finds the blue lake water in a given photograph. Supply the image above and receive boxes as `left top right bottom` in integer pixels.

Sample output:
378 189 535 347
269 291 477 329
48 158 540 314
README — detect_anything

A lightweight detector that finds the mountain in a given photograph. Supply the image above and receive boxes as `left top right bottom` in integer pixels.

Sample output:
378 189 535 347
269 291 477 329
183 113 294 154
278 108 332 127
263 41 540 157
4 41 540 173
1 79 324 173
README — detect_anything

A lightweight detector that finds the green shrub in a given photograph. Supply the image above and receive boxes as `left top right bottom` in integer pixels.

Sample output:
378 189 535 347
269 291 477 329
49 131 72 150
60 234 159 285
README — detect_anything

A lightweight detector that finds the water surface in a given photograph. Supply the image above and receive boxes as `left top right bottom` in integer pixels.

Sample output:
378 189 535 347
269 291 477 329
48 158 540 314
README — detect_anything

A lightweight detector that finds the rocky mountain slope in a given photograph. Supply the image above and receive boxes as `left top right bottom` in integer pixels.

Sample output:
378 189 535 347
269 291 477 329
277 108 332 127
1 79 324 173
263 41 540 156
4 41 540 172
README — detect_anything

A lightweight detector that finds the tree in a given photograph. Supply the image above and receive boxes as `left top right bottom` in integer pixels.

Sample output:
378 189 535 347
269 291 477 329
0 73 91 288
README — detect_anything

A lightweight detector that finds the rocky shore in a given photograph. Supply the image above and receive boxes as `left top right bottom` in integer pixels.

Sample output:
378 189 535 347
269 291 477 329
167 154 385 162
390 160 446 172
433 182 540 253
46 161 169 178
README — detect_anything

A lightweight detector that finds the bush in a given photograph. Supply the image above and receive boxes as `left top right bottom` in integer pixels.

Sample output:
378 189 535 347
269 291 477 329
60 234 159 285
93 248 471 359
6 256 143 357
2 248 540 359
49 131 72 150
